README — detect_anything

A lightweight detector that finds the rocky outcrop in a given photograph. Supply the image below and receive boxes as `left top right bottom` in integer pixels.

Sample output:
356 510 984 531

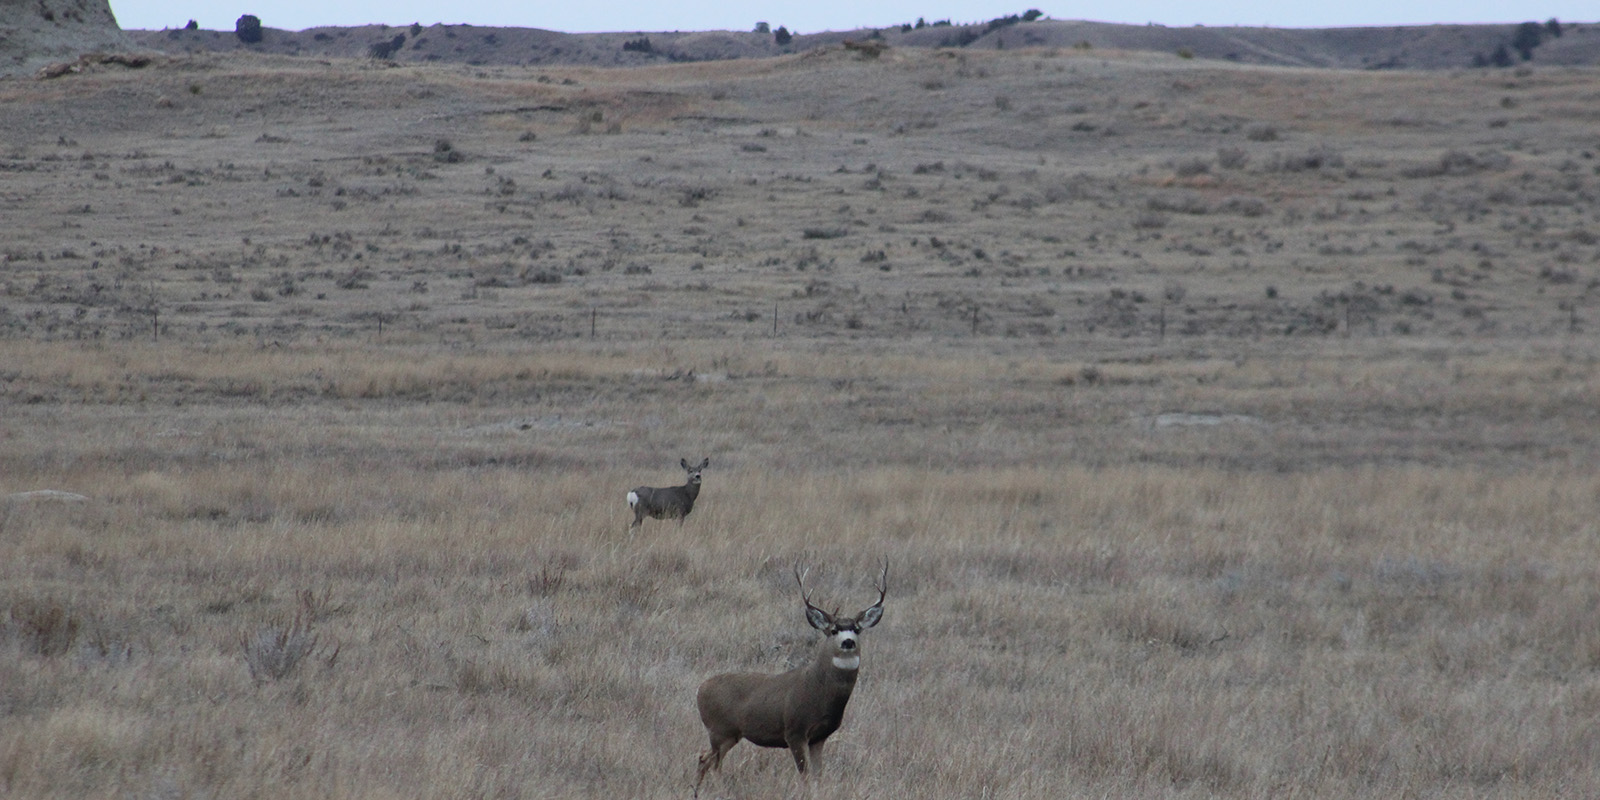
0 0 131 77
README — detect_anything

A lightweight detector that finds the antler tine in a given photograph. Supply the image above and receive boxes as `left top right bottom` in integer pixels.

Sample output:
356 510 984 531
875 557 889 602
793 564 817 607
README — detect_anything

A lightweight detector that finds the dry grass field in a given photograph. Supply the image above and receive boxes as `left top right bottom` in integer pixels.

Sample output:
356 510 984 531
3 42 1600 799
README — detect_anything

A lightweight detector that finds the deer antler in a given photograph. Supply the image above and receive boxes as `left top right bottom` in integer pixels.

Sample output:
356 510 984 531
855 558 888 624
794 564 822 612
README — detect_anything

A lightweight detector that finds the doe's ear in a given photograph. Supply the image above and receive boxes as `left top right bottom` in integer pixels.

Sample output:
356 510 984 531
681 458 691 470
805 606 833 631
858 603 883 630
698 458 710 469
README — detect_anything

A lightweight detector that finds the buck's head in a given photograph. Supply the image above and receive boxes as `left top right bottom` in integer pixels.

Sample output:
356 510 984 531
796 562 887 670
681 457 709 486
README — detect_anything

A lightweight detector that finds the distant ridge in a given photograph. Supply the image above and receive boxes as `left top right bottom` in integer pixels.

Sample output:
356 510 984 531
123 17 1598 71
9 11 1595 77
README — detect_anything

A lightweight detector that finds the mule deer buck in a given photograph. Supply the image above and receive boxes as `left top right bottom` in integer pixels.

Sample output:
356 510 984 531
627 457 708 529
693 562 887 797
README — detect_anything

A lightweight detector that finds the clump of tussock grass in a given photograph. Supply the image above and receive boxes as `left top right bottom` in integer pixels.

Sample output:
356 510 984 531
1145 190 1211 215
1171 156 1210 177
240 613 333 683
1244 122 1279 141
1218 195 1267 216
5 597 83 657
1216 145 1248 169
524 556 571 598
1266 145 1345 173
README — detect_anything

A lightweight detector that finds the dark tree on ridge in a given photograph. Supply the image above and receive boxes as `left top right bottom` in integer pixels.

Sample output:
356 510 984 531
235 14 263 44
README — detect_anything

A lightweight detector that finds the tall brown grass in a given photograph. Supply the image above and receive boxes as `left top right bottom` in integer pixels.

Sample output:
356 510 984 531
5 406 1599 798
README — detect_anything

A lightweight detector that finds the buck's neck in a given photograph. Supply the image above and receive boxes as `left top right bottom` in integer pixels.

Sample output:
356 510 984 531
812 644 862 685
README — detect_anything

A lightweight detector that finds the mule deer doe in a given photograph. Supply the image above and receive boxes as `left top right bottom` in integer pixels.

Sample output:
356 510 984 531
693 562 887 797
627 457 708 530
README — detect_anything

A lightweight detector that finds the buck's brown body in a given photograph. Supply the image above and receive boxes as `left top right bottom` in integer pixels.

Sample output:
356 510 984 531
697 648 858 753
693 564 886 797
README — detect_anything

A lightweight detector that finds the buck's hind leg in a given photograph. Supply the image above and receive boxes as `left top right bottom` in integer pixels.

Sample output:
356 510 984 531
694 734 737 798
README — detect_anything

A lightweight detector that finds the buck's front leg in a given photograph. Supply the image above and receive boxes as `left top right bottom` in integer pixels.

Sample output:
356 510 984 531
805 741 825 776
786 734 811 774
785 737 819 798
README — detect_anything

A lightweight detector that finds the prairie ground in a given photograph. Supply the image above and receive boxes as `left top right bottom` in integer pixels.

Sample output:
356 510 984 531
2 45 1599 798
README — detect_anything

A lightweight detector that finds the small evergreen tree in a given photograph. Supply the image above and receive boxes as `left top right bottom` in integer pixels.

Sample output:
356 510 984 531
774 26 792 46
754 21 769 34
184 19 198 30
369 33 407 59
1511 21 1543 60
235 14 263 44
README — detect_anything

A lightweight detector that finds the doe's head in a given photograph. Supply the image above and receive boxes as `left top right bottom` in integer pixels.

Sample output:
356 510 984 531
681 457 709 485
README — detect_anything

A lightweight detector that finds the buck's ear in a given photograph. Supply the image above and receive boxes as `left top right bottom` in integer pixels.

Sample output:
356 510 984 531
858 603 883 629
805 606 832 631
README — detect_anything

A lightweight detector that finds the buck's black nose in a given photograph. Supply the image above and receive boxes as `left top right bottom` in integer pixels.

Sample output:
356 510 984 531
840 638 856 650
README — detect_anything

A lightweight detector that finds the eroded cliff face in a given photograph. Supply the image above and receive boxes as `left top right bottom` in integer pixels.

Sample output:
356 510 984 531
1 0 131 76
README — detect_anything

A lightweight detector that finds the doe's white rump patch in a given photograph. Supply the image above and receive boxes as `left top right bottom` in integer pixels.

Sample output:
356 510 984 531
627 491 639 508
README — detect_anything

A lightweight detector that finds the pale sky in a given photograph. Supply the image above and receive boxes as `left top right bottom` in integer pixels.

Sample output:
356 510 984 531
108 1 1593 34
